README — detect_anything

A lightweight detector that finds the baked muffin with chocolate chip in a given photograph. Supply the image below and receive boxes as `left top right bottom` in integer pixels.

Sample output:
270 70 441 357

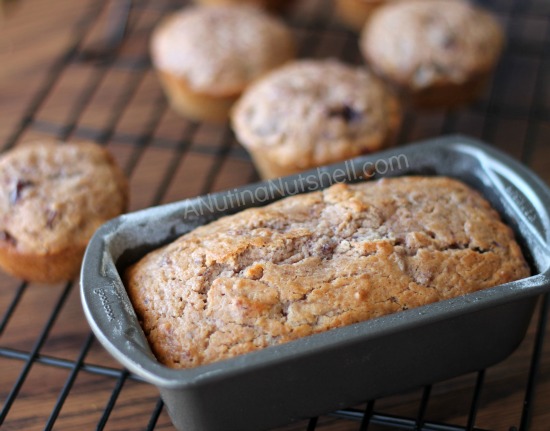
231 59 401 179
150 5 295 122
359 0 504 108
0 141 128 284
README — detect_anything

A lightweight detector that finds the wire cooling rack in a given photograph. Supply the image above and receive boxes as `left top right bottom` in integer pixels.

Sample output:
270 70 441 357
1 0 550 430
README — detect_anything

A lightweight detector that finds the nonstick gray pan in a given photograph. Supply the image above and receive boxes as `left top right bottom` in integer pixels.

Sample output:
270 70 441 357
81 135 550 431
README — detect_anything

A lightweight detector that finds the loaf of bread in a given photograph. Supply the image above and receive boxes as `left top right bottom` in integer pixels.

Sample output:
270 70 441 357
124 176 530 369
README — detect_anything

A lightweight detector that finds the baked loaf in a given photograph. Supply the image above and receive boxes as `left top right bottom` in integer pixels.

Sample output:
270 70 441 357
125 176 530 369
0 141 128 284
231 59 401 179
150 5 295 122
359 0 504 108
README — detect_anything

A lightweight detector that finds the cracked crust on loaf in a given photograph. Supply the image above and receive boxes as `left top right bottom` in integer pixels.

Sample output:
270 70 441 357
125 176 530 368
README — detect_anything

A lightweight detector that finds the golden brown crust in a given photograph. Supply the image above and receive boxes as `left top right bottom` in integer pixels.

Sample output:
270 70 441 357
155 70 241 123
404 73 491 109
335 0 387 31
0 242 85 285
125 176 530 369
0 140 128 284
360 0 504 108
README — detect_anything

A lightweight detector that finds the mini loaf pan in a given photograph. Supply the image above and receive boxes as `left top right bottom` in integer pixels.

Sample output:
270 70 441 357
81 135 550 431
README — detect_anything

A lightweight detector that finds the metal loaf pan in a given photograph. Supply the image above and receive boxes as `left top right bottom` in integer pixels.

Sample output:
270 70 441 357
81 135 550 431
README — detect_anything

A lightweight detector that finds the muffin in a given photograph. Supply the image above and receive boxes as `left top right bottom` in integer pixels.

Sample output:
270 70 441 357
0 140 128 284
231 59 402 179
359 0 505 108
192 0 295 14
150 5 295 122
335 0 388 31
125 176 530 369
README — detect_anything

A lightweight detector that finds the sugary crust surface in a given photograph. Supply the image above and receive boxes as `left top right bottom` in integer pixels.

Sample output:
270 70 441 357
150 5 295 95
231 59 401 172
125 176 530 369
360 0 504 90
0 141 128 283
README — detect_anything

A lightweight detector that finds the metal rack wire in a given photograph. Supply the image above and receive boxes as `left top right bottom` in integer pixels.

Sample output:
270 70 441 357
0 0 549 429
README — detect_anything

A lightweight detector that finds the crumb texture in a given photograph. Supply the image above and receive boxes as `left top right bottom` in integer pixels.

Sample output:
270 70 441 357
125 177 530 368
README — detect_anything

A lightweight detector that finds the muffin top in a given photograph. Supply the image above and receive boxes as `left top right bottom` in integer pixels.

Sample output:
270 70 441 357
360 0 504 89
150 5 295 95
231 59 401 170
0 141 128 255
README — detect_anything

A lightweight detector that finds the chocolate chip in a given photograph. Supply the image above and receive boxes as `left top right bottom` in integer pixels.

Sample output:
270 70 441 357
442 33 458 49
321 243 335 257
46 209 58 229
0 230 17 246
328 104 362 123
10 179 34 204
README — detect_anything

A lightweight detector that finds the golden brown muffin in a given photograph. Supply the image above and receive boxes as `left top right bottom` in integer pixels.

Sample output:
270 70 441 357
192 0 295 13
335 0 389 31
150 5 295 122
125 176 530 369
0 140 128 284
231 59 401 179
360 0 504 108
